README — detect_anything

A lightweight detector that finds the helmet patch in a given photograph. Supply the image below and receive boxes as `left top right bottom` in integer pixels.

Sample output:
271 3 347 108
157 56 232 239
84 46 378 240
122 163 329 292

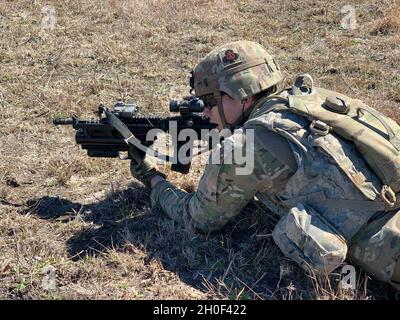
221 49 241 66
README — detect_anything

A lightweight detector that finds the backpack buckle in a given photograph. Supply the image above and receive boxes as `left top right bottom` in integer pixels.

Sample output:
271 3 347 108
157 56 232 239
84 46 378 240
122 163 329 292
381 185 396 208
310 120 331 136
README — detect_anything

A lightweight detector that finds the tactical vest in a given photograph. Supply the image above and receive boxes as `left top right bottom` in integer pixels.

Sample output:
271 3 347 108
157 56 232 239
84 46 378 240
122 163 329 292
245 74 400 277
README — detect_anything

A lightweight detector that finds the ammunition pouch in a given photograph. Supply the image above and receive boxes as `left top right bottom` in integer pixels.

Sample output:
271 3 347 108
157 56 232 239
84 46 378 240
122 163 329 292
272 203 348 275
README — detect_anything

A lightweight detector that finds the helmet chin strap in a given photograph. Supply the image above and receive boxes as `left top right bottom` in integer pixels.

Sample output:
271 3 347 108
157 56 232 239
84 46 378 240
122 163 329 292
215 91 252 130
214 91 236 131
214 91 227 130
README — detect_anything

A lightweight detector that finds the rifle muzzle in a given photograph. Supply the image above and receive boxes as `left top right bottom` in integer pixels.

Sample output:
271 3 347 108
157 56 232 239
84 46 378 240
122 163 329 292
53 118 74 125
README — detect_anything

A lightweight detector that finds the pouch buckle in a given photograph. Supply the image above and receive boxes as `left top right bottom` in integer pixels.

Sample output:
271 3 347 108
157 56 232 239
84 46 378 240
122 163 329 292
381 185 396 208
310 120 331 136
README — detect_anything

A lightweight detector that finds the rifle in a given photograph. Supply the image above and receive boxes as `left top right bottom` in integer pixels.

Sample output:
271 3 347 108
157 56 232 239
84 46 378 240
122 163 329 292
53 96 217 174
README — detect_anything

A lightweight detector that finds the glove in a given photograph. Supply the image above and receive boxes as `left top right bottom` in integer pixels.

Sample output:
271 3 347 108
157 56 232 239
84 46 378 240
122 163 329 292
129 147 166 187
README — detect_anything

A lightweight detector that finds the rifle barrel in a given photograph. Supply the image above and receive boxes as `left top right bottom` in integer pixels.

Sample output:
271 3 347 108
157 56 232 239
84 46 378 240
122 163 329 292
53 118 74 125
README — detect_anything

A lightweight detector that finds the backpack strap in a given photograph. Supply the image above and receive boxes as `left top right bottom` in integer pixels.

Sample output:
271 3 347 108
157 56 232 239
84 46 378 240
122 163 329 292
357 105 400 150
251 92 289 115
250 73 314 115
280 191 400 212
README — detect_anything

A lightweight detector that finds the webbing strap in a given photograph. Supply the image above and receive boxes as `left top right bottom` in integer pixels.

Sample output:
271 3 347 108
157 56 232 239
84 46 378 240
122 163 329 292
280 191 393 212
104 107 173 161
249 93 289 118
357 106 400 150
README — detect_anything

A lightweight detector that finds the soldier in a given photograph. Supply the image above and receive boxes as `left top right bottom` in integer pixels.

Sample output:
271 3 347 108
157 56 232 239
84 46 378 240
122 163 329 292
129 41 400 290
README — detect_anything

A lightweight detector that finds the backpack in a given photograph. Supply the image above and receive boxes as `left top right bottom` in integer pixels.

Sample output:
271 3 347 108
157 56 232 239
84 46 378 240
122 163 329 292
259 74 400 210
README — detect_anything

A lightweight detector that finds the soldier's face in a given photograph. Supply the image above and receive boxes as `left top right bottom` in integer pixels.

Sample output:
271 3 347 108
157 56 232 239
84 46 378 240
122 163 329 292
203 93 254 130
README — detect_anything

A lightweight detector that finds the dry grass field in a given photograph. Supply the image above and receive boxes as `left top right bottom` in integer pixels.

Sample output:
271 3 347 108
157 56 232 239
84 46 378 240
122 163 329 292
0 0 399 299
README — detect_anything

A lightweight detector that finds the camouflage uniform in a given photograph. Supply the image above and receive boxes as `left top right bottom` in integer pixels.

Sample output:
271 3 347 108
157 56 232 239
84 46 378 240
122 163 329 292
150 41 400 289
151 124 295 232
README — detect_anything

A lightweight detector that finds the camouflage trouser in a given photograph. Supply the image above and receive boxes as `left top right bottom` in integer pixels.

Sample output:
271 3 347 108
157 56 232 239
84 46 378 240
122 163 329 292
348 209 400 291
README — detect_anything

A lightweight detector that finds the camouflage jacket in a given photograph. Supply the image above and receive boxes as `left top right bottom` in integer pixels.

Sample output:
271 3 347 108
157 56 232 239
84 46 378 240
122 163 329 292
150 91 297 232
150 116 296 232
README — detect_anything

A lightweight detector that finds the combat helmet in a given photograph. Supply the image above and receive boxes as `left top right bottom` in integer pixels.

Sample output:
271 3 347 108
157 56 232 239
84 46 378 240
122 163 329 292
190 40 282 128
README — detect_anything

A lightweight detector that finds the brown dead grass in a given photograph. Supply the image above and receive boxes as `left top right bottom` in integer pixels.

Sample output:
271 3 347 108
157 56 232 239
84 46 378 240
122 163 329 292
371 3 400 35
0 0 399 300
